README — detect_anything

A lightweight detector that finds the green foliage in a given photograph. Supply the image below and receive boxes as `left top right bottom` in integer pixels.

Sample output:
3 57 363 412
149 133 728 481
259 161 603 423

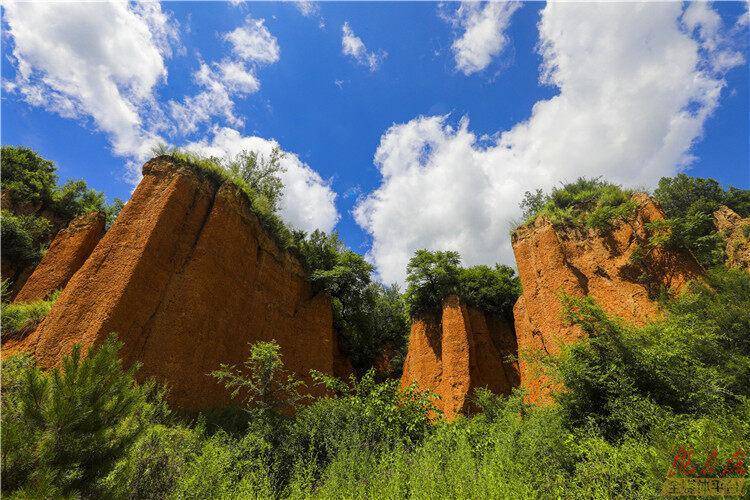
213 341 306 417
554 267 750 441
405 249 461 316
285 371 436 491
653 173 750 267
1 146 121 277
1 145 56 207
151 145 297 252
1 290 60 334
5 269 749 498
295 229 410 375
520 177 636 232
226 147 286 213
1 336 153 497
404 249 521 319
0 209 52 267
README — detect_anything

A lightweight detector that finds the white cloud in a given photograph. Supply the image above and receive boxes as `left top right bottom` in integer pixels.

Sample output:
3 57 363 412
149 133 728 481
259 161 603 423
341 22 386 71
296 1 319 17
169 15 278 137
2 0 176 160
225 16 280 64
356 2 745 285
185 127 339 233
447 1 522 75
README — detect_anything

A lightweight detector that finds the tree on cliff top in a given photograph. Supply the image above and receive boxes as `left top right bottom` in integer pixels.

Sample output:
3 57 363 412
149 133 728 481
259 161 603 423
404 249 520 320
518 177 636 232
1 146 121 288
652 174 750 267
295 230 410 376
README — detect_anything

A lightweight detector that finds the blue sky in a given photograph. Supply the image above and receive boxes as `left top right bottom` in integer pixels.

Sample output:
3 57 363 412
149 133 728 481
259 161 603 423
2 1 748 283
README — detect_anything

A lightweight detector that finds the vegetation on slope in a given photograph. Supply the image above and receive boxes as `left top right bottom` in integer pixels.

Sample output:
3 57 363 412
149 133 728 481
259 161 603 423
652 174 750 267
2 267 747 498
0 146 123 285
518 174 750 268
1 284 60 336
519 177 636 232
405 249 521 320
154 146 412 376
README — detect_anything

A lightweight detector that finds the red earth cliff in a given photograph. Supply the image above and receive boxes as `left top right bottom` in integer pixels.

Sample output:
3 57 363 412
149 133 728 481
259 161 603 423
5 157 346 411
512 194 703 404
400 295 519 420
714 205 750 272
14 212 105 303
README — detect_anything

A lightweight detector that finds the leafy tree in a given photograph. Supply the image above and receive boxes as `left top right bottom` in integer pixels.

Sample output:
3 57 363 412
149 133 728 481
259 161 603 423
227 148 286 213
653 173 750 267
296 230 410 374
458 264 521 320
1 336 151 497
404 250 520 320
554 267 750 441
213 341 306 417
1 145 56 208
404 250 461 316
0 210 52 268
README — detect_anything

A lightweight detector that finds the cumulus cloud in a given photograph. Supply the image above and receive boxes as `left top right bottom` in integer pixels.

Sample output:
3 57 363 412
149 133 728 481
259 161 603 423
185 127 339 233
355 2 746 285
224 17 280 64
447 1 521 75
341 22 386 71
1 0 177 160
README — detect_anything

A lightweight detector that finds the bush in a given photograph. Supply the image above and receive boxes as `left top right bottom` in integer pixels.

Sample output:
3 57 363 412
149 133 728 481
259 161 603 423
1 290 60 335
1 145 56 208
0 336 153 497
554 267 750 441
653 174 750 267
404 249 521 319
295 229 410 375
520 177 636 231
213 340 306 418
0 210 52 268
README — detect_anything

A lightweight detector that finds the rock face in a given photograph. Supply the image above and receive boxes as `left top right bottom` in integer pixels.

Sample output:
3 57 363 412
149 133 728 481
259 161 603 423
400 295 519 420
14 212 105 303
714 205 750 272
512 194 702 404
9 157 345 411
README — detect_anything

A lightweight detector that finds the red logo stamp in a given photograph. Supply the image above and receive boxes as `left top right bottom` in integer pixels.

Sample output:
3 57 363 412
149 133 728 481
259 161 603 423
661 446 747 497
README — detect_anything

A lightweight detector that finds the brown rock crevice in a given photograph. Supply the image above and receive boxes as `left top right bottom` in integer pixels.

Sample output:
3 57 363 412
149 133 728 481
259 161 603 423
400 295 519 420
7 157 343 411
512 194 703 404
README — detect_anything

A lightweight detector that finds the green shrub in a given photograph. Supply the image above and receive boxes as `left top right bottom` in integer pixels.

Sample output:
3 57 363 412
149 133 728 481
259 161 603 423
295 229 410 375
520 177 636 231
653 174 750 267
285 370 436 492
151 145 297 252
0 210 52 268
0 336 153 497
1 290 60 334
213 340 306 418
1 145 56 208
404 249 521 319
554 267 750 441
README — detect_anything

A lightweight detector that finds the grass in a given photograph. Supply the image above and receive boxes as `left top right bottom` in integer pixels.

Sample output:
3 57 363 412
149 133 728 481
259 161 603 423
519 177 637 233
1 290 60 335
